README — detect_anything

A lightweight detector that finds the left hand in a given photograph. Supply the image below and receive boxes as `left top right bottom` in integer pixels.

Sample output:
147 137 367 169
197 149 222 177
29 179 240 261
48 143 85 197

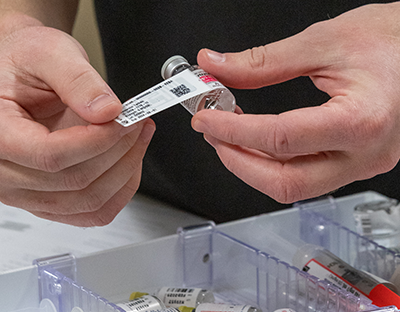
192 3 400 203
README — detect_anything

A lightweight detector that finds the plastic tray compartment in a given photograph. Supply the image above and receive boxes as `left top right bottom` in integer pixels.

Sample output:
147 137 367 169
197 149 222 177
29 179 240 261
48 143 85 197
29 222 378 312
295 191 400 282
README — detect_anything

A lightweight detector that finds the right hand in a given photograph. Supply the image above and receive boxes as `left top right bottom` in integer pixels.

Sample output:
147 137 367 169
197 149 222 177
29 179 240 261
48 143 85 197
0 13 155 226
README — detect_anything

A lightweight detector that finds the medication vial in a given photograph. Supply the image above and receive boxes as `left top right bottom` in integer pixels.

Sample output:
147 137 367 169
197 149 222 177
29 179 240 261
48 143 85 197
117 294 166 312
156 287 215 308
161 55 236 114
293 244 400 308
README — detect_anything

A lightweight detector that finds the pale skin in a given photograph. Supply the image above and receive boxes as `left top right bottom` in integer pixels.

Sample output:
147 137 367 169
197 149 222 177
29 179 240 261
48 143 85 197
192 3 400 203
1 2 400 226
0 1 155 226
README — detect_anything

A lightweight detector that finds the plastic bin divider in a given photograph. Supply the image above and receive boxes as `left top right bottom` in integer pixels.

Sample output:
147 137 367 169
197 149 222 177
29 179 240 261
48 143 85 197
178 221 215 289
179 222 374 312
297 203 400 281
33 254 123 312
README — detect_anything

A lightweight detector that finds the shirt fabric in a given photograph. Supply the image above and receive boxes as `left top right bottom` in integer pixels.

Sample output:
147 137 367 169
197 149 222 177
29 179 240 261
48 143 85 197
94 0 397 222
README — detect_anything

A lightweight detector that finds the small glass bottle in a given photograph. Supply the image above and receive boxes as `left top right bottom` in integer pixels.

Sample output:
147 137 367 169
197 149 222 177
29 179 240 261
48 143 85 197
161 55 236 114
117 294 166 312
155 287 215 308
292 243 400 308
353 199 400 249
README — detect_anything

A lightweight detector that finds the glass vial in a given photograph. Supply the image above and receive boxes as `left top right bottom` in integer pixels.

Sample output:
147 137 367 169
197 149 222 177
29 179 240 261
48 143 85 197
161 55 236 114
117 294 166 312
156 287 215 308
195 303 262 312
353 199 400 249
292 243 400 307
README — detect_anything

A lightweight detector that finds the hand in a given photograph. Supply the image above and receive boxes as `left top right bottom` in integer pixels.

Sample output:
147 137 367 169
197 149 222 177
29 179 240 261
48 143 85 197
0 13 155 226
192 3 400 203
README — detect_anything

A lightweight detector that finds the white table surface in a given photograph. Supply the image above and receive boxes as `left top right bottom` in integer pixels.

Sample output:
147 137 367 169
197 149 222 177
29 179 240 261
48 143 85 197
0 194 206 273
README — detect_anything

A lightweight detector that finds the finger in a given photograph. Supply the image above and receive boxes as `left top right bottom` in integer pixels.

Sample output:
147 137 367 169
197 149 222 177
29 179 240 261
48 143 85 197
0 121 146 191
0 109 140 171
0 120 155 215
196 21 335 89
203 134 361 203
192 103 378 156
13 27 121 124
30 173 143 227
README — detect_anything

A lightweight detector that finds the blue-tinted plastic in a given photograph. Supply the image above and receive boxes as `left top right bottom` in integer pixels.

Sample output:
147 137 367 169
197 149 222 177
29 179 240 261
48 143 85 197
25 192 400 312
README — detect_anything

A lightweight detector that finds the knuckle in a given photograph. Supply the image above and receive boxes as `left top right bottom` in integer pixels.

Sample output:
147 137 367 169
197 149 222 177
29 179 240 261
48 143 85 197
87 212 116 227
268 116 290 154
62 167 93 191
35 149 64 173
0 191 14 207
351 110 391 145
377 153 398 173
63 67 98 97
79 189 105 214
125 149 144 172
266 166 306 204
248 46 268 71
272 178 304 204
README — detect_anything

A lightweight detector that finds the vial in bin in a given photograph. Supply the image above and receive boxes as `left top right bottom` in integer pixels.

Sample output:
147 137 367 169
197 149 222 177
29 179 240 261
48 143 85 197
117 294 166 312
354 199 400 249
161 55 236 114
193 303 262 312
156 287 215 308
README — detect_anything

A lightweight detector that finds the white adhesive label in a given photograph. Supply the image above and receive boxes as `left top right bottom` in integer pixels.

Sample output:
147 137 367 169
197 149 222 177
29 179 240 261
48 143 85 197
115 69 211 127
117 295 164 312
157 287 202 307
303 258 370 300
180 69 225 114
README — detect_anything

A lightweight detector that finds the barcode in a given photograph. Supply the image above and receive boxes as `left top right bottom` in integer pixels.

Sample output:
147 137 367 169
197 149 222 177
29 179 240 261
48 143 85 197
166 288 194 293
361 217 372 235
170 84 191 97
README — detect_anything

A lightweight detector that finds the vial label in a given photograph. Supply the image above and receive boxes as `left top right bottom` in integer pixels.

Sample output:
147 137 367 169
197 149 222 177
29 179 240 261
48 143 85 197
157 287 202 307
179 68 228 114
115 69 214 127
117 295 164 312
302 255 375 300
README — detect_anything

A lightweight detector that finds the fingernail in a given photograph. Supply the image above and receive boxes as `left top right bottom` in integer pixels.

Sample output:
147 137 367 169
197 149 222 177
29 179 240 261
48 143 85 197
88 93 117 112
140 122 156 143
206 49 226 63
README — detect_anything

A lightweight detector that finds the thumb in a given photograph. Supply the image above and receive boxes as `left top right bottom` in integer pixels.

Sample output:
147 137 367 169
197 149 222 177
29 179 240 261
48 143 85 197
197 25 331 89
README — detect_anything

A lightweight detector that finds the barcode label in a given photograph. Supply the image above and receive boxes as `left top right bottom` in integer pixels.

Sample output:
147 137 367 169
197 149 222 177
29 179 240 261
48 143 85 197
170 84 191 97
115 69 211 127
360 217 372 235
354 212 372 236
157 287 202 308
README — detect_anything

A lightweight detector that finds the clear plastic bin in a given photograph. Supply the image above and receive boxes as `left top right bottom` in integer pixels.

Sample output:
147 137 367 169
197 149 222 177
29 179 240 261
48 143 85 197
4 192 400 312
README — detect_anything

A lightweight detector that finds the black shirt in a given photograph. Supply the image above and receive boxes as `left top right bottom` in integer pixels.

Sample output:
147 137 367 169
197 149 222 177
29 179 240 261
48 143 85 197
94 0 398 222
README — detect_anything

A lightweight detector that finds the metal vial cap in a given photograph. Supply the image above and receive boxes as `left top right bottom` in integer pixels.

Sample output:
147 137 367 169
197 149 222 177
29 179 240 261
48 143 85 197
161 55 190 79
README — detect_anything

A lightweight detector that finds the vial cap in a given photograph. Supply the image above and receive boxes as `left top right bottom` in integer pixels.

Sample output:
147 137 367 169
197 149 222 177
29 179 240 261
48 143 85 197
129 292 149 300
161 55 189 79
178 306 195 312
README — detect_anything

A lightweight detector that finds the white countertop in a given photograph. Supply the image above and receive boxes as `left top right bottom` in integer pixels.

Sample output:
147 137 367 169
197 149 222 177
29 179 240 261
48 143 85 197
0 194 206 273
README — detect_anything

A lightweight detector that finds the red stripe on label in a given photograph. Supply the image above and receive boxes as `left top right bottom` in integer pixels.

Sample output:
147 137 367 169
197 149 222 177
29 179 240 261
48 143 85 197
200 75 218 83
